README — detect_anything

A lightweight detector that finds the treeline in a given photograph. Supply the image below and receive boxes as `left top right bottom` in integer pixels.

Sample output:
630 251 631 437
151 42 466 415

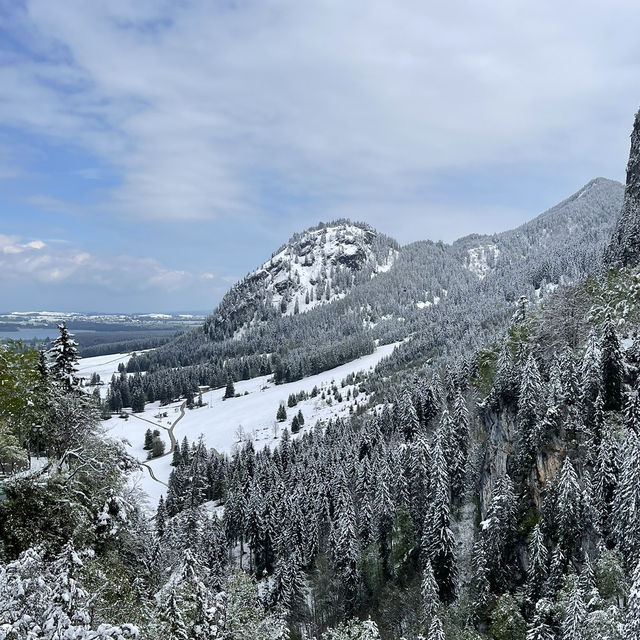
79 332 179 358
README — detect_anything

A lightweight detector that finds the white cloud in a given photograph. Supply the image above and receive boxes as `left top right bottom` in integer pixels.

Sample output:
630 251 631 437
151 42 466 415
0 0 637 226
0 233 222 294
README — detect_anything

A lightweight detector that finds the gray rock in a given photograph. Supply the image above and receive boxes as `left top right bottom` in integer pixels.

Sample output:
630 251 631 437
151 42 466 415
605 108 640 268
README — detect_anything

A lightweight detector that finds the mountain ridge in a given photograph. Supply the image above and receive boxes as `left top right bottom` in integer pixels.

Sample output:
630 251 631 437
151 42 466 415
124 175 625 402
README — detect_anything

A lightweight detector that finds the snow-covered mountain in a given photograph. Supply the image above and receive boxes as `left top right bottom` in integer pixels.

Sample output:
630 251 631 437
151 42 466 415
204 221 398 340
452 177 624 285
133 175 625 397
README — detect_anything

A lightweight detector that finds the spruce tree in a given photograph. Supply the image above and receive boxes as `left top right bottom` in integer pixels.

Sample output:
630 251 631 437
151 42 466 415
613 429 640 563
427 615 446 640
224 378 235 399
626 559 640 640
517 353 543 465
600 313 624 411
555 457 582 554
171 445 183 467
561 582 586 640
421 559 439 626
526 598 555 640
47 322 79 390
527 523 548 601
482 473 517 590
421 432 457 602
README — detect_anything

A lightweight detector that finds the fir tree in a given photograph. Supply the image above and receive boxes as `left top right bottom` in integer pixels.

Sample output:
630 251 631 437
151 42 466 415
489 593 527 640
482 474 517 590
161 588 189 640
613 429 640 563
517 353 543 465
471 538 491 620
555 457 582 554
427 615 446 640
132 389 145 413
624 385 640 433
526 598 555 640
171 445 183 467
156 495 167 538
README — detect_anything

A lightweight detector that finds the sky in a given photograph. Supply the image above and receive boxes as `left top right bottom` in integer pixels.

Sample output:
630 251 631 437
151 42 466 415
1 1 639 312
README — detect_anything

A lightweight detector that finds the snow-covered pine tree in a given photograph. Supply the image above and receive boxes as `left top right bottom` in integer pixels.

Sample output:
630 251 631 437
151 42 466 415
626 559 640 640
47 323 79 390
481 473 517 590
555 457 583 555
526 523 548 601
427 615 446 640
560 581 587 640
613 428 640 564
600 313 624 411
421 559 439 626
421 430 457 602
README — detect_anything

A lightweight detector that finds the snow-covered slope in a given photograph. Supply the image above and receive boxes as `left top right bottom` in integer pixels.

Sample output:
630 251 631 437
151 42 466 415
204 221 398 340
452 177 624 285
107 341 400 504
254 224 397 317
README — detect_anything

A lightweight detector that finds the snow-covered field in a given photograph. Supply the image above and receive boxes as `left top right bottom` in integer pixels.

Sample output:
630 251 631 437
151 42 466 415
90 342 399 506
77 352 134 395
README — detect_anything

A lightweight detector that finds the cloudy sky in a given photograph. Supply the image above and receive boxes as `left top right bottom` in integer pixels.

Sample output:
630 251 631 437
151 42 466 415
1 1 639 312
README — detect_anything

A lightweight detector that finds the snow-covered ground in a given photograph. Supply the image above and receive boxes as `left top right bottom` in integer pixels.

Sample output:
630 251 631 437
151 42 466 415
77 352 134 390
105 342 399 505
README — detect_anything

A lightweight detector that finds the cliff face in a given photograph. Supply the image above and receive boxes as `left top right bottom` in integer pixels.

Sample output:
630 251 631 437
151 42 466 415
605 109 640 268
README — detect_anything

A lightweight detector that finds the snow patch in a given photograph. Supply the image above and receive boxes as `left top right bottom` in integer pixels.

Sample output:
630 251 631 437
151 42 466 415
464 244 500 279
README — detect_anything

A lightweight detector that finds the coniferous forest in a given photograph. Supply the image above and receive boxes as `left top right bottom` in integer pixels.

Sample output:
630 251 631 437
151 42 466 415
2 108 640 640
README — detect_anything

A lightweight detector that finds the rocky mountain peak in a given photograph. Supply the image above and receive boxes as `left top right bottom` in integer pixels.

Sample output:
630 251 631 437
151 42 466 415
605 108 640 268
204 220 398 340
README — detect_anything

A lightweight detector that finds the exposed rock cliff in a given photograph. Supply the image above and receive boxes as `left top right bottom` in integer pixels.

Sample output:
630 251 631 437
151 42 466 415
605 108 640 268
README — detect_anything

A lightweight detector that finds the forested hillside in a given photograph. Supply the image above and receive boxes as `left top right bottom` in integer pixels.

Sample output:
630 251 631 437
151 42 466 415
111 178 623 416
1 111 640 639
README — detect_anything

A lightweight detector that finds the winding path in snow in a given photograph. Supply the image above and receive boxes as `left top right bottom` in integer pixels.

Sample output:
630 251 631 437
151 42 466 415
134 400 186 488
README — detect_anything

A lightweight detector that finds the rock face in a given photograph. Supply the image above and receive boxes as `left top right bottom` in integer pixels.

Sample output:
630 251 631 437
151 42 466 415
605 109 640 268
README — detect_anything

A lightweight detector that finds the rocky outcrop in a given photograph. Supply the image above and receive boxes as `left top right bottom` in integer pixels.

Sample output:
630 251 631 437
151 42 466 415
605 108 640 268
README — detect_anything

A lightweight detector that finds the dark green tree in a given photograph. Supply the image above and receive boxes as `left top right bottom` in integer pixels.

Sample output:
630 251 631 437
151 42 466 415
224 379 235 399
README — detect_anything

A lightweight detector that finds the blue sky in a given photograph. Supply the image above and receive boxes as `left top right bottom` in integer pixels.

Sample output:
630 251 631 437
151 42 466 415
1 0 639 312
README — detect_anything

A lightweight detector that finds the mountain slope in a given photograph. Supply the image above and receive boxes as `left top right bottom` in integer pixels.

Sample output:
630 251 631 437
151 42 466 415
452 177 624 287
125 177 625 404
